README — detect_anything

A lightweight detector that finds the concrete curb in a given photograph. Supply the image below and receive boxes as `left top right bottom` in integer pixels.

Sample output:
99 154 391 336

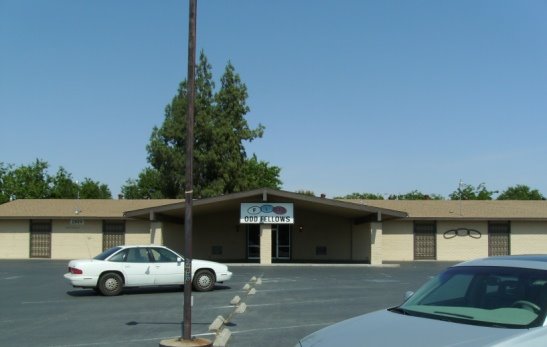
159 337 212 347
213 328 231 347
205 275 262 347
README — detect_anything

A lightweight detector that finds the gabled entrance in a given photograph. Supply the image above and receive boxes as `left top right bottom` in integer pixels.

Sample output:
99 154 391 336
123 188 407 265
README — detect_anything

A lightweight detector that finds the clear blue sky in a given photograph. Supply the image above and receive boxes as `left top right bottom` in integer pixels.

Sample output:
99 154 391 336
1 0 546 198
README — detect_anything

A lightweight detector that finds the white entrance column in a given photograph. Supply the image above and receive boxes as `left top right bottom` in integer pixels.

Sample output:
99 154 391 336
150 221 163 245
370 222 383 265
259 224 272 265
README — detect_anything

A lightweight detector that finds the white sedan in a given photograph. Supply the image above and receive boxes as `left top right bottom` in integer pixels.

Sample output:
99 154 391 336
64 245 233 296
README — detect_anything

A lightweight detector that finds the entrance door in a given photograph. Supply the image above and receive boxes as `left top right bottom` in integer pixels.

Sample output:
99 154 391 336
247 225 260 260
246 224 291 260
272 224 291 260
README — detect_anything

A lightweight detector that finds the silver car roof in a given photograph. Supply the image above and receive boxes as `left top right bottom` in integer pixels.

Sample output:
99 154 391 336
454 255 547 271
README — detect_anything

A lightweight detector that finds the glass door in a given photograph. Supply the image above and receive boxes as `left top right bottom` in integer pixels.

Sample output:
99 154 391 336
247 224 260 259
247 224 292 260
272 224 291 260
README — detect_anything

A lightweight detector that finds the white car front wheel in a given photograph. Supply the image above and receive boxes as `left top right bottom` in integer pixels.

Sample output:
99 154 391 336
193 270 215 292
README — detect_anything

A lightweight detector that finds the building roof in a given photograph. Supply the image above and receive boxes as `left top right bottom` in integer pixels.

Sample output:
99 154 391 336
2 194 546 221
345 199 547 220
0 199 180 219
124 188 408 222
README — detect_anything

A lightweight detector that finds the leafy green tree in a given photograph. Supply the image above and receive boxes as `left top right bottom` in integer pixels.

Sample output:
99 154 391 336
295 190 316 197
336 192 385 200
389 190 444 200
50 167 79 198
135 52 281 199
1 159 51 201
238 155 282 192
0 160 112 202
204 62 266 196
497 185 545 200
449 183 496 200
122 168 164 199
79 178 112 199
0 163 10 203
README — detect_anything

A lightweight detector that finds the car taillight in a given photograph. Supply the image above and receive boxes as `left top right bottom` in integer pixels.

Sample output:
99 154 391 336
69 267 83 275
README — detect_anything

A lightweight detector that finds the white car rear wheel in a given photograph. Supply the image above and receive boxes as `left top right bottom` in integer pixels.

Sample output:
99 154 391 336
99 272 123 296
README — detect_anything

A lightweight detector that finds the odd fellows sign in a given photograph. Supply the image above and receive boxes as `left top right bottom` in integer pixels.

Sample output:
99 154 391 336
240 203 294 224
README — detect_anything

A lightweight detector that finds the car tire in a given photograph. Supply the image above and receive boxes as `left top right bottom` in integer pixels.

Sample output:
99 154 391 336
193 270 215 292
98 272 123 296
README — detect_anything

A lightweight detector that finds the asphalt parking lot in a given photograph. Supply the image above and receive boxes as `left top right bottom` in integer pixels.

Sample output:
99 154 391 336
0 260 456 347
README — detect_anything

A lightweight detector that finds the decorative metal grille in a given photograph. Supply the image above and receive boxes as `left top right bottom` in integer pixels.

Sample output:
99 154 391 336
489 222 510 256
103 221 125 251
30 220 51 258
414 222 436 260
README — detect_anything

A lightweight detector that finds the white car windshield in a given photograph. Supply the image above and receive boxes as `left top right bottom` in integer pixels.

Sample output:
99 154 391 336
396 266 547 329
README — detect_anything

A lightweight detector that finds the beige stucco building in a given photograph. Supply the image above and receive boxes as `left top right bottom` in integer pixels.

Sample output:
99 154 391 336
1 188 546 264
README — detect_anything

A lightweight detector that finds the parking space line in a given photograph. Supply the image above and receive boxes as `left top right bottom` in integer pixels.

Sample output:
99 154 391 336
230 322 336 335
2 275 22 280
46 333 217 347
21 299 68 305
256 282 404 293
243 295 383 307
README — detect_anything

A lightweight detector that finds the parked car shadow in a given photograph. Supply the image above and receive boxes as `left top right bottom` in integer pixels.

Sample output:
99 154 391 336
66 289 98 297
66 284 231 296
126 320 214 327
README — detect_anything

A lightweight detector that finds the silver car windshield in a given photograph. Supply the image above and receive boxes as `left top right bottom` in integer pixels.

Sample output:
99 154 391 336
397 266 547 329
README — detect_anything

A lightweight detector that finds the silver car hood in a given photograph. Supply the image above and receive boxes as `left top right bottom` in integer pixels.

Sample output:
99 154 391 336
299 309 547 347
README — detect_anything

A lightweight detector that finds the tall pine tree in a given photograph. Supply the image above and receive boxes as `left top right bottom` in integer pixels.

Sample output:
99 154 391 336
124 52 281 199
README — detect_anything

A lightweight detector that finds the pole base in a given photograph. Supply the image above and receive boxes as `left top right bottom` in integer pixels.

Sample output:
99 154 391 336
159 337 212 347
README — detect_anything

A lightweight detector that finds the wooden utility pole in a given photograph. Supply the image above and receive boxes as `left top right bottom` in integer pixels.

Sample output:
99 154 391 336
183 0 197 341
160 1 211 345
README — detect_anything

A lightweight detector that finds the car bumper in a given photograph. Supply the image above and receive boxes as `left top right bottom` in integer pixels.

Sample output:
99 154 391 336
217 271 233 282
64 273 99 288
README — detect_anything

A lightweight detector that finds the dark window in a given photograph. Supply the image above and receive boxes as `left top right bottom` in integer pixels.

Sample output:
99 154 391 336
316 246 327 256
212 246 223 255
